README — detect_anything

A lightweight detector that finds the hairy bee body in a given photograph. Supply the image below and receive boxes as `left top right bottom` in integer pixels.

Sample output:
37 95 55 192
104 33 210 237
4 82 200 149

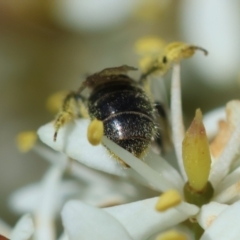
54 66 167 166
88 74 156 159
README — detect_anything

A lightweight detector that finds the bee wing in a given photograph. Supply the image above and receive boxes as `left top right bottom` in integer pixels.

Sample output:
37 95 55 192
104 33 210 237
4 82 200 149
80 65 137 92
149 75 172 154
98 65 137 76
149 75 169 104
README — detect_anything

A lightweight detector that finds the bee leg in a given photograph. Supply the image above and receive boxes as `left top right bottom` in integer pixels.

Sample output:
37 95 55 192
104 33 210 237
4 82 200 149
54 91 84 141
87 119 104 146
75 94 89 118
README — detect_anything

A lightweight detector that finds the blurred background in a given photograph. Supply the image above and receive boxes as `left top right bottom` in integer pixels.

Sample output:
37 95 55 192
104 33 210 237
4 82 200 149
0 0 240 225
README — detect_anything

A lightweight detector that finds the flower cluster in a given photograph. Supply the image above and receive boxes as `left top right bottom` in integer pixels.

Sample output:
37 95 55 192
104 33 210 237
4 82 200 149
2 39 240 240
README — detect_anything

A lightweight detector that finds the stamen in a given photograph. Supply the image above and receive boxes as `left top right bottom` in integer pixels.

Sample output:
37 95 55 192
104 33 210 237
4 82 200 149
87 119 104 146
102 137 176 192
156 190 182 212
156 230 187 240
170 63 186 180
16 131 37 152
164 42 208 62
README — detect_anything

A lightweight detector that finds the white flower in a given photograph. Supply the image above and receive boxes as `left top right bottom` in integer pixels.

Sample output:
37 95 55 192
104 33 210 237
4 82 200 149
0 214 34 240
14 47 240 239
38 60 240 239
12 131 164 239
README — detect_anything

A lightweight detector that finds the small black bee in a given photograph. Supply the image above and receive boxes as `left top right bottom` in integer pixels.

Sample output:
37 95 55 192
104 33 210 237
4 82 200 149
54 65 170 167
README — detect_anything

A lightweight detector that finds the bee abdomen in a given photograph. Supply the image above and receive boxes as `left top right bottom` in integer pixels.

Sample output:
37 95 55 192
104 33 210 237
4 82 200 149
104 112 155 157
89 90 152 120
88 79 156 158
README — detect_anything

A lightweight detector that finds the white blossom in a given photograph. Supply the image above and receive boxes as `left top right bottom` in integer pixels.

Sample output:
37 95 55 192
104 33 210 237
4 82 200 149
0 214 34 240
35 61 240 239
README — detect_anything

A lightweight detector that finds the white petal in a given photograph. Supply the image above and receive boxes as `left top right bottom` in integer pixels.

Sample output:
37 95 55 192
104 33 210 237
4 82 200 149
102 137 180 192
200 201 240 240
203 106 225 140
210 121 240 188
146 150 184 191
9 180 82 214
10 214 34 240
180 0 240 87
80 185 127 207
33 145 67 167
197 202 228 230
227 194 240 205
226 100 240 129
61 200 133 240
214 167 240 196
230 156 240 172
213 181 240 204
9 184 40 214
38 120 126 177
79 174 157 208
105 197 199 240
60 161 145 207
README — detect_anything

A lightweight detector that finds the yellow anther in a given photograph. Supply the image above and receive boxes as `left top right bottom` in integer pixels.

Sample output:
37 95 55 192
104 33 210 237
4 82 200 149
16 131 37 152
156 190 182 212
136 40 207 77
46 91 67 114
156 230 188 240
87 119 104 146
182 109 211 192
164 42 208 63
135 36 166 56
